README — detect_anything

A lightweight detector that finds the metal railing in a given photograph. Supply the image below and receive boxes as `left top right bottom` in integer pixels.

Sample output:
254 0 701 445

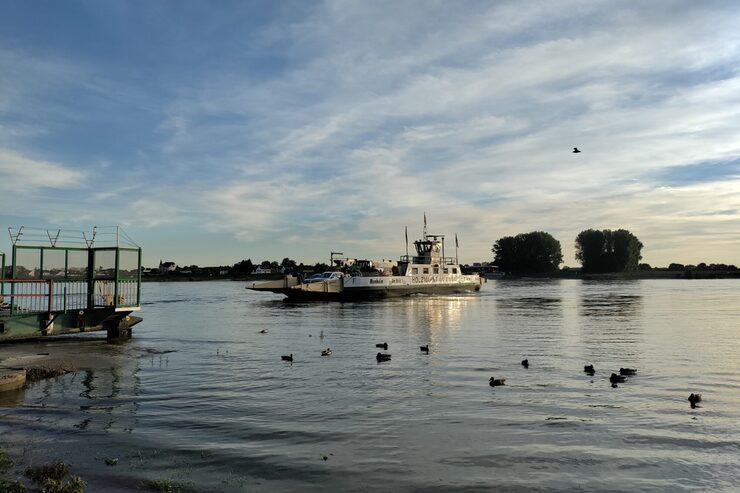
1 279 90 315
117 280 139 307
0 277 138 315
51 280 88 312
399 255 458 265
93 279 139 308
1 279 54 315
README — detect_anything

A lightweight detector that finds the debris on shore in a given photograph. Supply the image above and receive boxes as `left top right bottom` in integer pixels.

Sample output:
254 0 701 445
24 366 73 383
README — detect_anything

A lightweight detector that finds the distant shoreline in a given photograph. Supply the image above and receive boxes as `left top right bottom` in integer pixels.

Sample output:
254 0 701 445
492 270 740 280
142 270 740 282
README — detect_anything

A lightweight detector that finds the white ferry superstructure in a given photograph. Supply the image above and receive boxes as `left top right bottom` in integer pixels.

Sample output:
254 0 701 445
246 226 484 301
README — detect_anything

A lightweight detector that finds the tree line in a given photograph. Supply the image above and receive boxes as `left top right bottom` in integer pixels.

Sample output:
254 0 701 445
140 257 330 278
493 229 644 274
231 258 330 274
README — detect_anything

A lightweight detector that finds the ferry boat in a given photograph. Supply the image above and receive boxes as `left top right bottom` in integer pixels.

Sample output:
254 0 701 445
246 225 484 301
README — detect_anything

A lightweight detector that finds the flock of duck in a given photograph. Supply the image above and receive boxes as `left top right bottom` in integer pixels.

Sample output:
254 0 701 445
274 333 703 409
280 340 427 364
530 359 701 408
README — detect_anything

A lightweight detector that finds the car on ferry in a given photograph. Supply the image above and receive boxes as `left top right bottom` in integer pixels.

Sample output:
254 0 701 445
304 271 344 283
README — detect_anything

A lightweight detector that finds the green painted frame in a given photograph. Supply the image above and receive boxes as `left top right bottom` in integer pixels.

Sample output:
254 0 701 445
1 252 5 306
91 246 141 308
10 244 141 311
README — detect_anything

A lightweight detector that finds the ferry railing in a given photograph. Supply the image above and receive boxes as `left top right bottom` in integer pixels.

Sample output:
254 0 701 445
0 251 4 311
0 279 90 316
399 255 458 265
51 280 88 312
0 278 139 314
93 279 139 308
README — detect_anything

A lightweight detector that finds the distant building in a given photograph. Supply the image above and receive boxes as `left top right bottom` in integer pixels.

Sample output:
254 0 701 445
159 260 177 273
253 266 273 274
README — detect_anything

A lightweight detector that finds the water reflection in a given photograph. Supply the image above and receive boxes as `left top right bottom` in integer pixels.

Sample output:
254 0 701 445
1 340 142 435
397 295 471 338
580 294 643 318
577 282 645 359
499 296 563 314
494 280 565 319
0 387 25 407
491 282 567 359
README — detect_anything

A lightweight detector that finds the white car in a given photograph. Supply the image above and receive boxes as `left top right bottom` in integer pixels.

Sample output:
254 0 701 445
304 271 344 283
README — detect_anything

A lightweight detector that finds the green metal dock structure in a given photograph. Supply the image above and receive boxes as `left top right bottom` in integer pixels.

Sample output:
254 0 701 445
0 226 142 341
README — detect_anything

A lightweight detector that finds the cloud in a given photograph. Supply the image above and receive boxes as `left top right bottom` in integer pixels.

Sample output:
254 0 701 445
125 198 186 228
166 0 740 264
0 148 85 191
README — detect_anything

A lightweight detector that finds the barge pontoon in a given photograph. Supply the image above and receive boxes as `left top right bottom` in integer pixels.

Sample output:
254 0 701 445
0 227 142 341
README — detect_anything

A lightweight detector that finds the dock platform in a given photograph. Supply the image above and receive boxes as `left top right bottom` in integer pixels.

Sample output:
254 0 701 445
1 227 143 341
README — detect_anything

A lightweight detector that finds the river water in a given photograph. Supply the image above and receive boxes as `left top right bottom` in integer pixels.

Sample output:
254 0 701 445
1 280 740 492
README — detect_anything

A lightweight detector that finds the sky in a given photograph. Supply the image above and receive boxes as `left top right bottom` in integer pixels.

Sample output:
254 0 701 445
1 0 740 268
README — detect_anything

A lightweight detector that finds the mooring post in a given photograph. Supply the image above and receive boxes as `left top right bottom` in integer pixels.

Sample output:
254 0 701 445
87 248 94 310
47 279 53 315
137 247 142 306
114 248 120 309
10 245 16 315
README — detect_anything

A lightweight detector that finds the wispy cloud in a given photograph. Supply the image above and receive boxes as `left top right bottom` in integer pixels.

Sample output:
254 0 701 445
0 148 85 191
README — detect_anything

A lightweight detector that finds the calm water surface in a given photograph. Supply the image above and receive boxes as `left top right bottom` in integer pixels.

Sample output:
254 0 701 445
2 280 740 491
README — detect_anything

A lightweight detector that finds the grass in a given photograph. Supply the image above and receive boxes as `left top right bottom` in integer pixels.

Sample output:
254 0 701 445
143 479 188 492
0 450 14 473
0 479 25 493
38 476 84 493
0 450 24 492
24 462 69 483
24 462 84 492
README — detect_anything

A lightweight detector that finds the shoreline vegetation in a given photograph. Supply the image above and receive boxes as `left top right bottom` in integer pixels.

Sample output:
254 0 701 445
497 269 740 280
130 228 737 284
142 267 740 283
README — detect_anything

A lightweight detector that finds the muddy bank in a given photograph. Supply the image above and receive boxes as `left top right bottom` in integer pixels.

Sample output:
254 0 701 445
0 339 121 384
0 338 174 389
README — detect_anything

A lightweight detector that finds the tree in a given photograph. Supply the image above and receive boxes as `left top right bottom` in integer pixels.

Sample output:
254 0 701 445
492 231 563 273
280 258 297 269
492 236 517 273
232 259 254 274
575 229 643 273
